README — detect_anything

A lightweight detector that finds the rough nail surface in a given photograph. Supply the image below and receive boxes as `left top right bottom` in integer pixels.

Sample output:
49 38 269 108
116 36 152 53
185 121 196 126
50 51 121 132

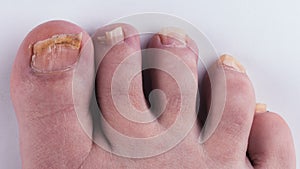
255 103 267 113
219 54 246 73
97 27 124 45
159 27 187 47
31 33 82 73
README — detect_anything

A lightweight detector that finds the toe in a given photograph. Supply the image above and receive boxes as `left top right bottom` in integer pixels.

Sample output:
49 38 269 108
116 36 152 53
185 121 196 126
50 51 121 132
146 27 199 129
93 23 158 138
202 55 256 160
248 112 296 169
10 20 94 168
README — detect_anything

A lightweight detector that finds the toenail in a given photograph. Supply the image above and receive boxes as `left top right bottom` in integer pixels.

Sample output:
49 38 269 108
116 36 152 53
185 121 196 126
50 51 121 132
218 54 246 73
159 27 187 47
31 33 82 73
255 103 267 113
97 26 124 45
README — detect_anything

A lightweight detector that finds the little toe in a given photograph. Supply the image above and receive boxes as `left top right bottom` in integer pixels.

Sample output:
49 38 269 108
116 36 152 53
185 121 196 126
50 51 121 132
248 111 296 169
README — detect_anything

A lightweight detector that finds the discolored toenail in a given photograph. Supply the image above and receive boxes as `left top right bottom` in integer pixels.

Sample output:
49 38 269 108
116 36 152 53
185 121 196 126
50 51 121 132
158 27 187 47
255 103 267 113
97 26 124 45
31 33 82 73
218 54 246 73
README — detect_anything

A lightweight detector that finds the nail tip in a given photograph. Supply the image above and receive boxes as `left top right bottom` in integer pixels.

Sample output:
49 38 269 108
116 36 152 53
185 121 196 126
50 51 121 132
219 54 246 73
97 26 124 45
31 33 82 73
255 103 267 113
158 27 187 47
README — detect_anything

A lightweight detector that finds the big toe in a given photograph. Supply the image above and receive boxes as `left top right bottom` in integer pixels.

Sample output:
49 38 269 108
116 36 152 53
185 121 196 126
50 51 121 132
10 20 94 168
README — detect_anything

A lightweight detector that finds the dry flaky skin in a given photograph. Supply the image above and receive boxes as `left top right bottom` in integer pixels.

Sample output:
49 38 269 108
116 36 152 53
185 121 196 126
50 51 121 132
31 33 82 73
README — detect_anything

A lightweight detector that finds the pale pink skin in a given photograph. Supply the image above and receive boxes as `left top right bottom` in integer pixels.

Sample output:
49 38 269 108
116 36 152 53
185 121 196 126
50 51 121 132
10 20 296 169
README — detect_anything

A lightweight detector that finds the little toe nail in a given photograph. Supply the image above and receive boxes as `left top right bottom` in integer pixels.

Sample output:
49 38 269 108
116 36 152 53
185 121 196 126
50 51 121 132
255 103 267 113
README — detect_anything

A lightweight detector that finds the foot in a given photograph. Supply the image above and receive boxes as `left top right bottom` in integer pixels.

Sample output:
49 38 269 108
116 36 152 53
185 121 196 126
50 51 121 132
11 21 296 169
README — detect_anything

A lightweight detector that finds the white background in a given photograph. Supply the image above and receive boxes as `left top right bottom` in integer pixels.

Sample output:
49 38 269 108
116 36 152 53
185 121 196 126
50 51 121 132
0 0 299 168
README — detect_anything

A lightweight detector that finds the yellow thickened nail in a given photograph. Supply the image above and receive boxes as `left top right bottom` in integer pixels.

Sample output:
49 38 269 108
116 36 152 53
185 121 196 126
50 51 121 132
97 27 124 45
31 33 82 73
219 54 246 73
255 103 267 113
